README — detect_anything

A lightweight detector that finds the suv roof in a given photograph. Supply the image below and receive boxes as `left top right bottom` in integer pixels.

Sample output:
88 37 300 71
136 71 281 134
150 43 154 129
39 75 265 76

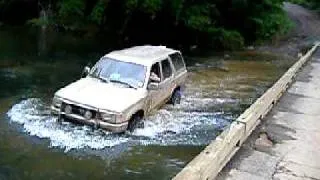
104 45 179 66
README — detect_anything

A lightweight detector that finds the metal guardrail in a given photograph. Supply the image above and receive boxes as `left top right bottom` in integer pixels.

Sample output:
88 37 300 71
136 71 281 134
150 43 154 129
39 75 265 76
173 42 320 180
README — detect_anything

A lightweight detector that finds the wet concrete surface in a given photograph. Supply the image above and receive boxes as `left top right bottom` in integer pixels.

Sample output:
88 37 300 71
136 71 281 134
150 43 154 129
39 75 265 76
217 49 320 180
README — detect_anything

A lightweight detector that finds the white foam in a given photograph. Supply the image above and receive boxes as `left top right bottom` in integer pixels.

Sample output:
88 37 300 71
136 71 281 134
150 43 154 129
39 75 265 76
7 99 128 151
7 98 230 151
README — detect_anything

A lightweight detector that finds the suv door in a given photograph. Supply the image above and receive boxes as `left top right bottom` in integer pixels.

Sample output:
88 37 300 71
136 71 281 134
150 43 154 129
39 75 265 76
159 58 175 101
147 62 163 110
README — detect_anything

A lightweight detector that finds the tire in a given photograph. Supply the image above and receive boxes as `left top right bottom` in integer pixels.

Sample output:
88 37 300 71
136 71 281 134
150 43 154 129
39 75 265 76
93 122 99 130
170 89 181 105
127 115 142 132
57 114 64 124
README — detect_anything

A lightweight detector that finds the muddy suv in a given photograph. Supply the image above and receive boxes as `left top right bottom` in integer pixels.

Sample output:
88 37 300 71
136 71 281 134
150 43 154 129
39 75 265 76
51 46 187 132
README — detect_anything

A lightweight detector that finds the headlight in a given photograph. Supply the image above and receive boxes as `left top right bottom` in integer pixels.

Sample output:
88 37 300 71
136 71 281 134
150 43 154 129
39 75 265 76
100 112 117 123
84 110 93 120
99 110 124 124
52 96 63 108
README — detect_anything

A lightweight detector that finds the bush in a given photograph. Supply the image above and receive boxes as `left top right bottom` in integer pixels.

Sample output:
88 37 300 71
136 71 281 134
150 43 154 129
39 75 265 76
57 0 86 28
27 18 50 27
220 30 245 50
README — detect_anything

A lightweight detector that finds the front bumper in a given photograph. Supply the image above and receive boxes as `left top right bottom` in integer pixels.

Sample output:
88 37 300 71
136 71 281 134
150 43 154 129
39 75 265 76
51 106 128 133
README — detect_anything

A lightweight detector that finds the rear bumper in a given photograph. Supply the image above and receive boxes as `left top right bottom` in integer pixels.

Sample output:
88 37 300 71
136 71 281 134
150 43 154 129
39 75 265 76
51 106 128 133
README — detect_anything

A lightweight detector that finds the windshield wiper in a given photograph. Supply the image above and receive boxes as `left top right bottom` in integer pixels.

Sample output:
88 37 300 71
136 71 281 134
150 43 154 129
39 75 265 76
89 69 109 83
90 74 108 83
109 79 137 89
98 76 109 83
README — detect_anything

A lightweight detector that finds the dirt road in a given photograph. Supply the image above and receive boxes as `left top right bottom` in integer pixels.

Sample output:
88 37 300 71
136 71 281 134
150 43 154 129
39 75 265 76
258 2 320 57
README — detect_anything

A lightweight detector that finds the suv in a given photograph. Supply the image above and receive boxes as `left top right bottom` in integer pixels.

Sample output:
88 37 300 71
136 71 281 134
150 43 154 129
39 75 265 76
51 46 187 132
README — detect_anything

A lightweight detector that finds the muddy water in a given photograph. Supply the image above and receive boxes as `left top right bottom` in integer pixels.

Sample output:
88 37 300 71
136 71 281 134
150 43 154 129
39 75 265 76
0 27 295 180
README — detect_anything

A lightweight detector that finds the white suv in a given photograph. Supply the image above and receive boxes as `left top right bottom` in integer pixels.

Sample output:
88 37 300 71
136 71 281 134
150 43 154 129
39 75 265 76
51 45 188 132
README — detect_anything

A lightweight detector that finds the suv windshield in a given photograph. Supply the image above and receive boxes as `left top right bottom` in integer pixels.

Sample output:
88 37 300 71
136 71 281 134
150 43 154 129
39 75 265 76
89 58 147 88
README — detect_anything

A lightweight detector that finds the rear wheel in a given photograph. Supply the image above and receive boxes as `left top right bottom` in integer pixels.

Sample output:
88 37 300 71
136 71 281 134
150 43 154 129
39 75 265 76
57 114 64 124
170 89 181 105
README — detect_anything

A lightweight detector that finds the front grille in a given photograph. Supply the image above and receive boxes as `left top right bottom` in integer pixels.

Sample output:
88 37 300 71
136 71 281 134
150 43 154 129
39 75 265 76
61 102 97 118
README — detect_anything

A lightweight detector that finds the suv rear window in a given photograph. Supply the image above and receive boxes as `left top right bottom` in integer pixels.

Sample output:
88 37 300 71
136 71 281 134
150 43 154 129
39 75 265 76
169 53 185 71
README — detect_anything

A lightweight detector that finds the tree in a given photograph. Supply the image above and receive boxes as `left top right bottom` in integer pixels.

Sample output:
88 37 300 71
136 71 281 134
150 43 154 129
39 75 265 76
1 0 293 50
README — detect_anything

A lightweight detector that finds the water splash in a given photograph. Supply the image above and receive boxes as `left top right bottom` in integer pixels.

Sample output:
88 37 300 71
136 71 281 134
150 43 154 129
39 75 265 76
7 98 231 151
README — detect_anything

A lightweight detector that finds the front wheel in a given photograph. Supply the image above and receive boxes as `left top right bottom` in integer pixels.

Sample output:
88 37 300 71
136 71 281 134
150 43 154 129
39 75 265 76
127 115 143 132
170 89 181 105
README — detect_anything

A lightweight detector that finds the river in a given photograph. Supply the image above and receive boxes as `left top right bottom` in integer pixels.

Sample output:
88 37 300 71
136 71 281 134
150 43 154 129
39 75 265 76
0 27 295 180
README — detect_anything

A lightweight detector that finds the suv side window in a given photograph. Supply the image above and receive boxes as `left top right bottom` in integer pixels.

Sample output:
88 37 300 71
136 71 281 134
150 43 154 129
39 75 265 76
161 59 173 80
169 52 185 71
150 62 161 81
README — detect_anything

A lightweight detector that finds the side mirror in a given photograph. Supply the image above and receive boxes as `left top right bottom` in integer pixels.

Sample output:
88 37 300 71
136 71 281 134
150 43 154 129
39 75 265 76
81 66 91 78
148 82 159 90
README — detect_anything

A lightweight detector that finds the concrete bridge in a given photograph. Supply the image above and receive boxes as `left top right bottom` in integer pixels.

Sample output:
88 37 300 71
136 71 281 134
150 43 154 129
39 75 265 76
174 44 320 180
217 45 320 180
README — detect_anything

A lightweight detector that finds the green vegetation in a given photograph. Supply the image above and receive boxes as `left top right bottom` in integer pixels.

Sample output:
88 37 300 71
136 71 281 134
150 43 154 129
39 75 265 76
0 0 293 50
